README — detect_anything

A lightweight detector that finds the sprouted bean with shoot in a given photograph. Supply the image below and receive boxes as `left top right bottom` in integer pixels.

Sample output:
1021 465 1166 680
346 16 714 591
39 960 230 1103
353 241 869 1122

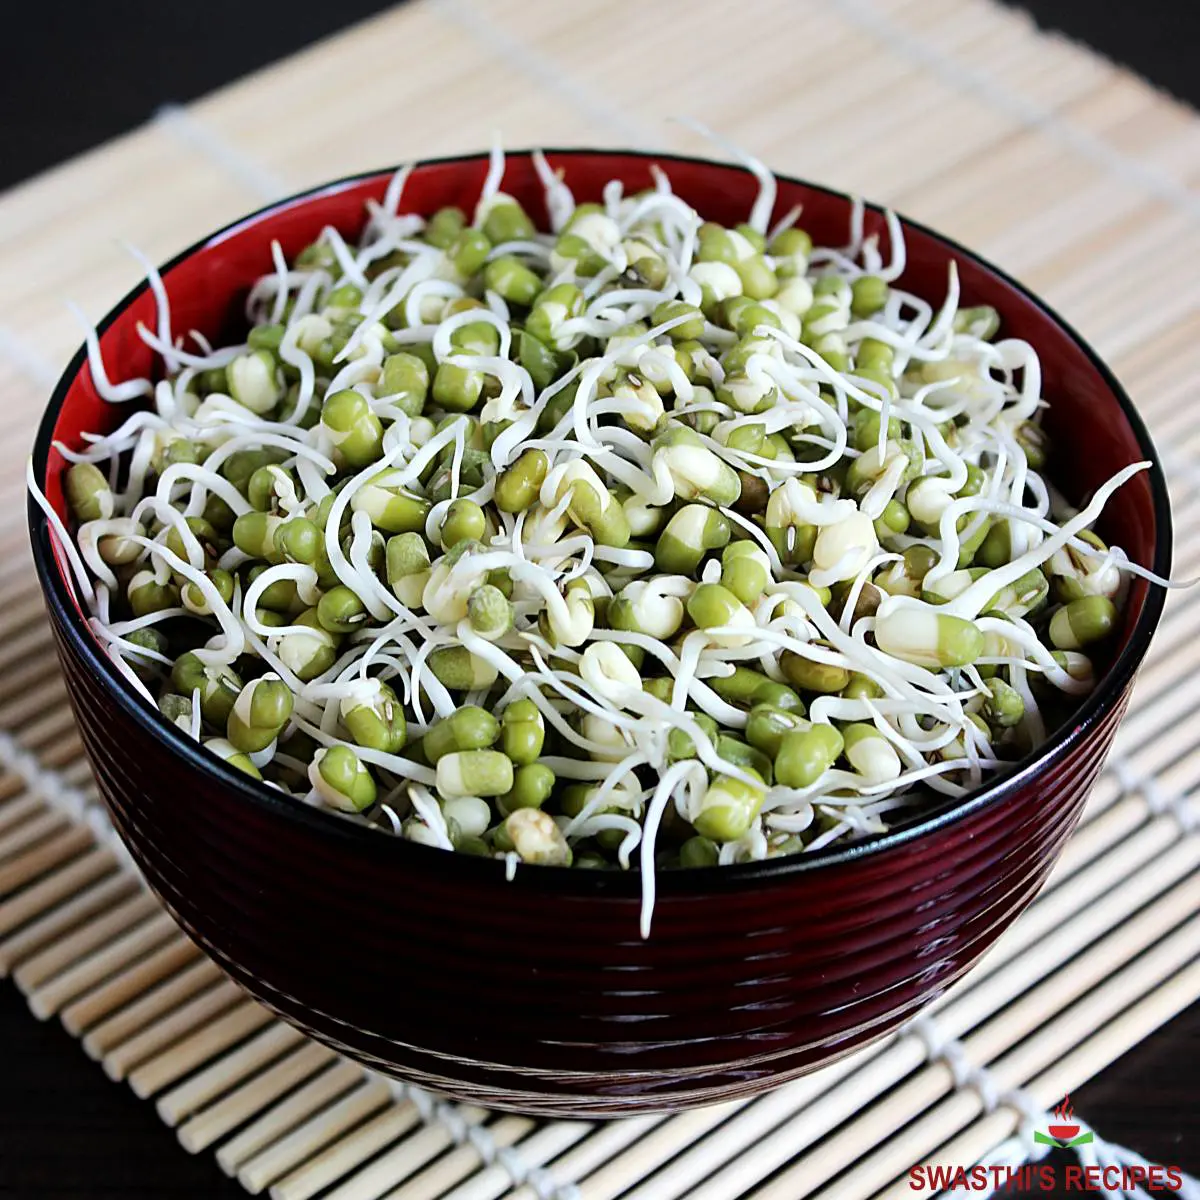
31 142 1175 937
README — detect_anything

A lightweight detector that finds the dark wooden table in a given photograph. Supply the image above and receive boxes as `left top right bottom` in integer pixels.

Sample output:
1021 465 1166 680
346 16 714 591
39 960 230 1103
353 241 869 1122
2 1 1196 1194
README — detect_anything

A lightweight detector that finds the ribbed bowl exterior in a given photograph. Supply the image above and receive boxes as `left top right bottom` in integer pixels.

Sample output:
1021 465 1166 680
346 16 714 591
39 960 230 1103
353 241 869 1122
52 616 1126 1114
30 152 1169 1116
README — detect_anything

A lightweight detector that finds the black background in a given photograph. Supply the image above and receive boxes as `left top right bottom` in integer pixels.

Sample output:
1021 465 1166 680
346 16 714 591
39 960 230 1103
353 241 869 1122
2 0 1199 190
1 2 1195 1196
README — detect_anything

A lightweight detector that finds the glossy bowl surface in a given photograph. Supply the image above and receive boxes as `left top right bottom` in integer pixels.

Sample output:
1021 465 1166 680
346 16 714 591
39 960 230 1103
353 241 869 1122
29 151 1170 1115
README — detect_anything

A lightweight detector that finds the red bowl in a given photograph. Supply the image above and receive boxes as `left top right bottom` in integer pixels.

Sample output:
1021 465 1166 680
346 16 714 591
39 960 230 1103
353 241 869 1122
1048 1124 1081 1140
28 151 1171 1116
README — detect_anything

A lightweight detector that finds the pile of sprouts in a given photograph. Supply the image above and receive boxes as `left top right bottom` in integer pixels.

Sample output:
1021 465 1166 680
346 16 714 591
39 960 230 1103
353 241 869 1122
32 141 1163 935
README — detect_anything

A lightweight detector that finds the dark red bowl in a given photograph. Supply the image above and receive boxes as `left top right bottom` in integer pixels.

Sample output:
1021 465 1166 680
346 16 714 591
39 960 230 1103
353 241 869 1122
28 151 1170 1116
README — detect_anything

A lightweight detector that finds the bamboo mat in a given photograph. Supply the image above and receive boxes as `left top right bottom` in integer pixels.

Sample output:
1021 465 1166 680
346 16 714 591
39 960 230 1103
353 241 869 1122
2 0 1199 1196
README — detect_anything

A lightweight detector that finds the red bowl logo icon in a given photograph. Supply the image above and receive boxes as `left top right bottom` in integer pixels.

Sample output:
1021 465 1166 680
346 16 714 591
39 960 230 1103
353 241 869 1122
1048 1123 1080 1140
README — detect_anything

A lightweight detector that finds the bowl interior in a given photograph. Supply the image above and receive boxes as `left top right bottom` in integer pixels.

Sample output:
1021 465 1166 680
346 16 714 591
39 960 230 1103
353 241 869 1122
32 149 1170 868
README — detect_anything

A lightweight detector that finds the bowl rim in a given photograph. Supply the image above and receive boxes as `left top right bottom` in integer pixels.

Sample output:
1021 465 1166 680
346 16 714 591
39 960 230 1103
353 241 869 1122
28 147 1173 896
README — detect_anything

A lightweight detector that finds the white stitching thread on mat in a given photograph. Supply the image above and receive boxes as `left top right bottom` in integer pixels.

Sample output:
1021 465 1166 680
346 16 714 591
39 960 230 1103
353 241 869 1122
0 729 136 875
154 104 288 202
430 0 657 148
1160 446 1200 497
829 0 1200 222
0 325 60 390
1109 758 1197 834
380 1074 583 1200
909 1014 1200 1199
909 1015 1043 1127
0 731 91 824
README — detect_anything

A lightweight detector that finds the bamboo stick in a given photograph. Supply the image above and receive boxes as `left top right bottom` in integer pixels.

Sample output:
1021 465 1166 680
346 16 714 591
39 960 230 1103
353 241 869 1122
579 1061 869 1200
0 559 38 600
434 1120 589 1200
0 774 36 810
215 1060 366 1178
100 975 242 1080
60 935 199 1035
506 1116 662 1200
14 889 160 992
128 999 274 1098
0 754 86 813
268 1100 422 1200
82 955 224 1060
27 910 182 1020
315 1107 492 1200
0 866 133 974
0 616 56 668
0 681 70 733
156 1020 305 1126
0 686 71 735
0 793 45 835
0 569 43 610
235 1075 394 1194
985 919 1200 1096
35 733 89 772
0 592 60 639
178 1041 337 1154
305 1117 466 1200
0 653 69 707
0 824 93 895
0 808 70 862
960 809 1194 993
387 1115 542 1200
17 705 81 748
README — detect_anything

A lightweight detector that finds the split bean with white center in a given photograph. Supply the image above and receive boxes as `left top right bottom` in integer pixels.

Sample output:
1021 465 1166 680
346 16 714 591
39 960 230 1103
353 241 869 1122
842 723 902 782
310 745 376 812
437 750 514 798
427 645 499 690
775 724 844 790
655 505 730 575
692 772 766 843
227 675 294 753
874 602 984 669
340 679 407 753
544 461 632 548
686 583 756 647
206 737 262 780
1049 596 1118 650
810 510 879 586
